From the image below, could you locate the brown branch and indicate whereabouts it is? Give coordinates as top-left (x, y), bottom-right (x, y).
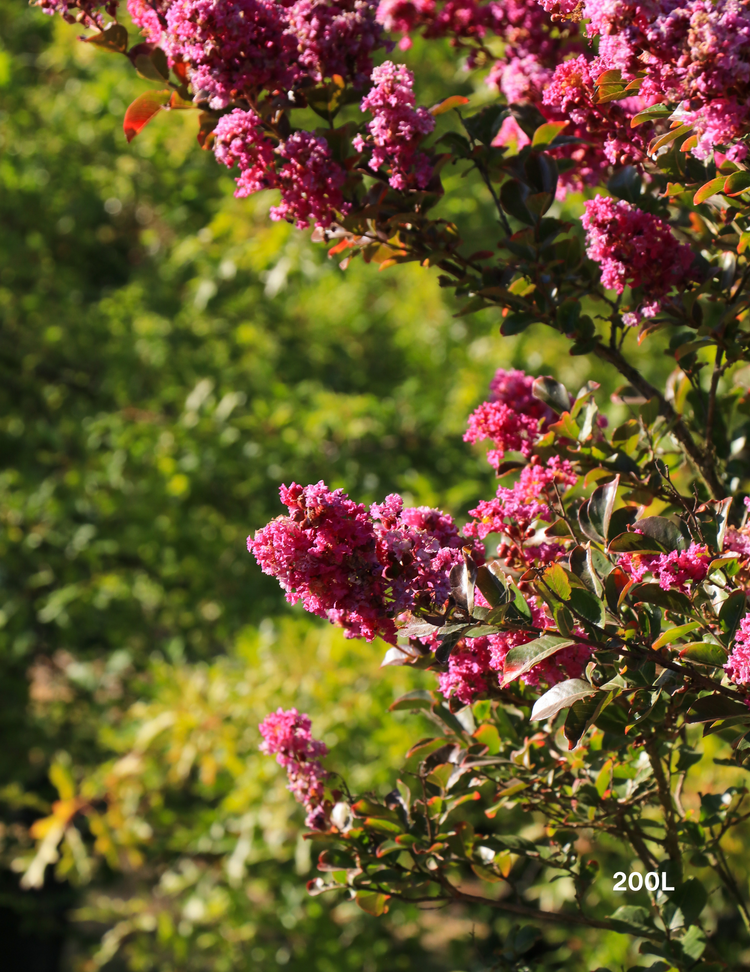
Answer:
top-left (593, 343), bottom-right (725, 500)
top-left (709, 846), bottom-right (750, 935)
top-left (644, 738), bottom-right (681, 864)
top-left (432, 872), bottom-right (661, 940)
top-left (705, 347), bottom-right (725, 454)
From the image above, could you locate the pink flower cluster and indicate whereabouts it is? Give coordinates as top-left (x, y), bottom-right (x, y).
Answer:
top-left (353, 61), bottom-right (435, 190)
top-left (560, 0), bottom-right (750, 161)
top-left (249, 481), bottom-right (479, 643)
top-left (290, 0), bottom-right (385, 88)
top-left (213, 109), bottom-right (276, 197)
top-left (464, 369), bottom-right (557, 470)
top-left (724, 499), bottom-right (750, 559)
top-left (160, 0), bottom-right (299, 107)
top-left (464, 459), bottom-right (577, 567)
top-left (271, 132), bottom-right (349, 229)
top-left (464, 400), bottom-right (543, 468)
top-left (213, 111), bottom-right (348, 228)
top-left (581, 197), bottom-right (695, 323)
top-left (726, 612), bottom-right (750, 687)
top-left (126, 0), bottom-right (384, 109)
top-left (618, 542), bottom-right (712, 592)
top-left (438, 601), bottom-right (590, 704)
top-left (259, 708), bottom-right (330, 829)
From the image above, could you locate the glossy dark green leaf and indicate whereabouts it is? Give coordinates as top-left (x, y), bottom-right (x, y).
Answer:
top-left (678, 642), bottom-right (728, 666)
top-left (531, 375), bottom-right (571, 414)
top-left (563, 692), bottom-right (612, 749)
top-left (686, 694), bottom-right (750, 724)
top-left (499, 180), bottom-right (534, 225)
top-left (587, 477), bottom-right (620, 543)
top-left (719, 589), bottom-right (747, 641)
top-left (475, 563), bottom-right (508, 607)
top-left (531, 678), bottom-right (597, 722)
top-left (568, 587), bottom-right (605, 626)
top-left (628, 583), bottom-right (692, 615)
top-left (607, 532), bottom-right (667, 554)
top-left (606, 506), bottom-right (638, 540)
top-left (502, 636), bottom-right (576, 685)
top-left (607, 166), bottom-right (641, 203)
top-left (633, 515), bottom-right (688, 552)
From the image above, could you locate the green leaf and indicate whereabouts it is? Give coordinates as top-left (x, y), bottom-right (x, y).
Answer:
top-left (475, 563), bottom-right (508, 607)
top-left (563, 692), bottom-right (612, 749)
top-left (472, 723), bottom-right (501, 754)
top-left (608, 905), bottom-right (654, 934)
top-left (500, 311), bottom-right (538, 336)
top-left (426, 762), bottom-right (454, 789)
top-left (531, 376), bottom-right (571, 414)
top-left (648, 123), bottom-right (693, 155)
top-left (669, 878), bottom-right (707, 926)
top-left (630, 104), bottom-right (672, 127)
top-left (693, 176), bottom-right (727, 205)
top-left (652, 622), bottom-right (701, 649)
top-left (463, 105), bottom-right (509, 146)
top-left (628, 583), bottom-right (693, 615)
top-left (720, 590), bottom-right (747, 641)
top-left (389, 690), bottom-right (434, 712)
top-left (499, 180), bottom-right (534, 225)
top-left (363, 816), bottom-right (402, 834)
top-left (355, 891), bottom-right (389, 916)
top-left (686, 695), bottom-right (750, 724)
top-left (678, 642), bottom-right (728, 666)
top-left (583, 477), bottom-right (620, 543)
top-left (531, 121), bottom-right (568, 148)
top-left (632, 516), bottom-right (687, 552)
top-left (502, 636), bottom-right (576, 685)
top-left (531, 679), bottom-right (598, 722)
top-left (568, 587), bottom-right (605, 626)
top-left (724, 170), bottom-right (750, 196)
top-left (681, 924), bottom-right (707, 961)
top-left (569, 545), bottom-right (604, 596)
top-left (607, 166), bottom-right (641, 203)
top-left (85, 21), bottom-right (129, 53)
top-left (542, 563), bottom-right (572, 601)
top-left (607, 532), bottom-right (667, 554)
top-left (352, 799), bottom-right (400, 821)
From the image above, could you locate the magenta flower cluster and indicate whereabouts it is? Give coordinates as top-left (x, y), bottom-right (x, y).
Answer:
top-left (464, 368), bottom-right (556, 469)
top-left (618, 542), bottom-right (712, 593)
top-left (258, 707), bottom-right (330, 829)
top-left (125, 0), bottom-right (384, 108)
top-left (438, 599), bottom-right (591, 704)
top-left (727, 613), bottom-right (750, 687)
top-left (213, 111), bottom-right (348, 228)
top-left (581, 197), bottom-right (695, 324)
top-left (465, 458), bottom-right (577, 544)
top-left (248, 481), bottom-right (479, 644)
top-left (579, 0), bottom-right (750, 162)
top-left (353, 61), bottom-right (435, 190)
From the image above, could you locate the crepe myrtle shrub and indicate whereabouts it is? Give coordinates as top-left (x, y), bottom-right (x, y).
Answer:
top-left (34, 0), bottom-right (750, 963)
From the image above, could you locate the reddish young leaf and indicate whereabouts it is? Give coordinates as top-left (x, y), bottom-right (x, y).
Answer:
top-left (123, 90), bottom-right (170, 143)
top-left (429, 95), bottom-right (470, 116)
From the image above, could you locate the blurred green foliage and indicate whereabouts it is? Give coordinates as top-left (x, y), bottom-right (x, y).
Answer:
top-left (0, 2), bottom-right (710, 970)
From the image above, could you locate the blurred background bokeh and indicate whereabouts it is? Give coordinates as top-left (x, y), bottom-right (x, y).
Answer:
top-left (0, 2), bottom-right (716, 970)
